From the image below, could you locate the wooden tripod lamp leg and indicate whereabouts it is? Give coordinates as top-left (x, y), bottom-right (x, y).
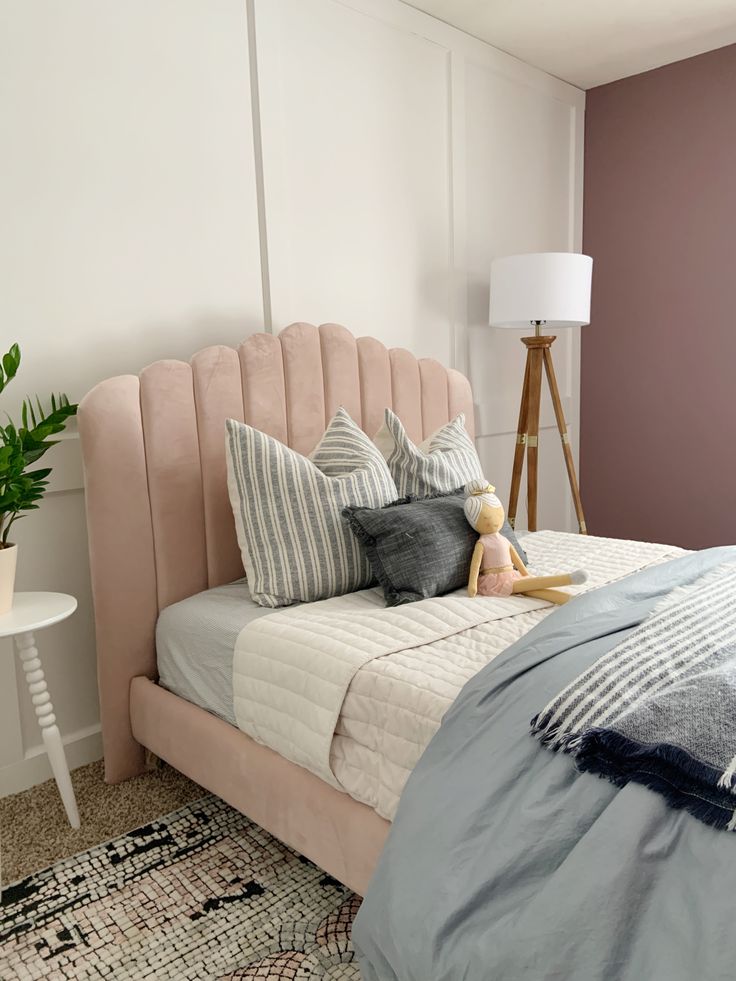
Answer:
top-left (507, 335), bottom-right (587, 536)
top-left (507, 354), bottom-right (531, 531)
top-left (542, 347), bottom-right (587, 534)
top-left (524, 347), bottom-right (544, 532)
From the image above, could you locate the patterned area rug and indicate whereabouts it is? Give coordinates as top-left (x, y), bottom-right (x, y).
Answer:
top-left (1, 795), bottom-right (362, 979)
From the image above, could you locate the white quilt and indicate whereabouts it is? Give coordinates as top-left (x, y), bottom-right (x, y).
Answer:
top-left (233, 531), bottom-right (684, 820)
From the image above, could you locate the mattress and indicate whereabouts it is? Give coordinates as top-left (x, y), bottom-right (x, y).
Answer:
top-left (158, 532), bottom-right (683, 821)
top-left (234, 531), bottom-right (684, 819)
top-left (156, 580), bottom-right (276, 724)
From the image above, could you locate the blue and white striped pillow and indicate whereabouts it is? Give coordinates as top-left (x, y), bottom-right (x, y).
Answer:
top-left (226, 408), bottom-right (398, 607)
top-left (376, 408), bottom-right (483, 497)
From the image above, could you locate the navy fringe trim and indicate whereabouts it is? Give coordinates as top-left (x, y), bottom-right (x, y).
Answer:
top-left (575, 728), bottom-right (736, 832)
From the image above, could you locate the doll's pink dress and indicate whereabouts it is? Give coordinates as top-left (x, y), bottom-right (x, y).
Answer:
top-left (476, 532), bottom-right (521, 597)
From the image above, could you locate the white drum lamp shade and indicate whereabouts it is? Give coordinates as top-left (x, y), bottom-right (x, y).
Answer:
top-left (489, 252), bottom-right (593, 328)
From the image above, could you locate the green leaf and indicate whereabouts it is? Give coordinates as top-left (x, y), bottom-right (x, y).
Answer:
top-left (0, 346), bottom-right (77, 528)
top-left (3, 352), bottom-right (18, 380)
top-left (22, 445), bottom-right (57, 466)
top-left (0, 344), bottom-right (20, 396)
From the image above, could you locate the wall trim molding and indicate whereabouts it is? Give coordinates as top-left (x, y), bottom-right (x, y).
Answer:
top-left (246, 0), bottom-right (273, 334)
top-left (0, 724), bottom-right (103, 799)
top-left (475, 394), bottom-right (574, 441)
top-left (46, 431), bottom-right (84, 495)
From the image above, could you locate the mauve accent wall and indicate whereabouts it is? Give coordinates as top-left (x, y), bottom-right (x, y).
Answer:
top-left (581, 43), bottom-right (736, 550)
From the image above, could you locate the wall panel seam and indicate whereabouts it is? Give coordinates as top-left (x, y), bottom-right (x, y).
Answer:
top-left (246, 0), bottom-right (273, 333)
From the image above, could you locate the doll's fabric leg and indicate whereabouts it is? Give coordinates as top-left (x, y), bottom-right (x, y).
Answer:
top-left (524, 588), bottom-right (570, 605)
top-left (512, 573), bottom-right (575, 593)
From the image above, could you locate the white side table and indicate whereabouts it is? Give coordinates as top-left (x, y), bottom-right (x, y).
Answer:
top-left (0, 592), bottom-right (80, 828)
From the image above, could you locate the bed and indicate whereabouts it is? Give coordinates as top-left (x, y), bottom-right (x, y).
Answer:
top-left (77, 322), bottom-right (680, 883)
top-left (81, 321), bottom-right (642, 891)
top-left (79, 323), bottom-right (736, 979)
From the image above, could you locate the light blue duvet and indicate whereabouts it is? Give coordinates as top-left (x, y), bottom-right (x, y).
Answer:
top-left (354, 547), bottom-right (736, 981)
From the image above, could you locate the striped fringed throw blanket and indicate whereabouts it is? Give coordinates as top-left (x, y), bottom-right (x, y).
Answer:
top-left (532, 561), bottom-right (736, 831)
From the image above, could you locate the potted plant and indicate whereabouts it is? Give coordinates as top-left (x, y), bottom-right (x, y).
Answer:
top-left (0, 343), bottom-right (78, 614)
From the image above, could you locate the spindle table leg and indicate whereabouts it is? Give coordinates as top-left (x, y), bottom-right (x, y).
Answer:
top-left (15, 630), bottom-right (80, 829)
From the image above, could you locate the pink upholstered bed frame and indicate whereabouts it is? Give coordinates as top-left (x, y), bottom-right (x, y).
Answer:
top-left (78, 322), bottom-right (474, 895)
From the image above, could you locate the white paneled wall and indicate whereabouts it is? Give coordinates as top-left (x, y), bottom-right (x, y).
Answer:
top-left (256, 0), bottom-right (454, 364)
top-left (1, 0), bottom-right (264, 408)
top-left (0, 0), bottom-right (263, 796)
top-left (0, 0), bottom-right (584, 795)
top-left (255, 0), bottom-right (584, 524)
top-left (461, 56), bottom-right (584, 526)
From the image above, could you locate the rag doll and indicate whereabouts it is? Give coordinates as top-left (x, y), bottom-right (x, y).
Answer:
top-left (464, 479), bottom-right (586, 605)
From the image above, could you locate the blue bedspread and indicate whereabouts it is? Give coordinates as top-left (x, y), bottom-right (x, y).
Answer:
top-left (354, 547), bottom-right (736, 981)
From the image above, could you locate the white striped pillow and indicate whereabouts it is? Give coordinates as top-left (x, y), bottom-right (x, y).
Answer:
top-left (226, 408), bottom-right (398, 607)
top-left (376, 408), bottom-right (483, 497)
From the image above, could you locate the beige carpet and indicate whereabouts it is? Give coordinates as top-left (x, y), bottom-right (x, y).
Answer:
top-left (0, 758), bottom-right (204, 883)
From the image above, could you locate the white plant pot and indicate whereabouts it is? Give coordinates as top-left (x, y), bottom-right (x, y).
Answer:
top-left (0, 543), bottom-right (18, 615)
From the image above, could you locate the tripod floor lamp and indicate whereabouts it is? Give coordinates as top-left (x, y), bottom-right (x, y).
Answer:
top-left (489, 252), bottom-right (593, 535)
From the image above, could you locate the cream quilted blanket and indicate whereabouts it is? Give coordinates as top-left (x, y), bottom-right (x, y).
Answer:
top-left (233, 531), bottom-right (684, 820)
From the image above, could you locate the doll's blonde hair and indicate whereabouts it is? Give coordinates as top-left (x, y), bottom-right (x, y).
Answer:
top-left (463, 478), bottom-right (503, 530)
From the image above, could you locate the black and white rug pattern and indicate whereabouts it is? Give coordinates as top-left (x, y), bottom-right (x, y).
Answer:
top-left (1, 795), bottom-right (361, 979)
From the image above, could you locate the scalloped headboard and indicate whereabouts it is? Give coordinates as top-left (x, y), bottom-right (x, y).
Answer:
top-left (78, 322), bottom-right (475, 781)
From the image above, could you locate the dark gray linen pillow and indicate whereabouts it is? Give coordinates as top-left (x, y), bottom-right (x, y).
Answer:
top-left (343, 491), bottom-right (528, 606)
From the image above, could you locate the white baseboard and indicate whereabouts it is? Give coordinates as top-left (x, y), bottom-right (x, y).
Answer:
top-left (0, 723), bottom-right (103, 798)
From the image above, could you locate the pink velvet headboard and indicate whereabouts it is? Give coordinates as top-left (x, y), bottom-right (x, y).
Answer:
top-left (78, 322), bottom-right (475, 782)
